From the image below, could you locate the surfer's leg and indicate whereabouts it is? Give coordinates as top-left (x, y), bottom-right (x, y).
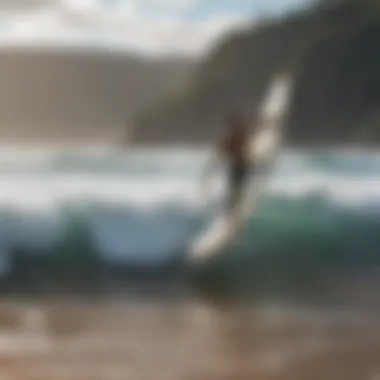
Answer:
top-left (226, 161), bottom-right (247, 211)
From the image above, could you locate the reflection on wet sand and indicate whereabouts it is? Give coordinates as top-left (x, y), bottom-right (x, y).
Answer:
top-left (0, 299), bottom-right (379, 380)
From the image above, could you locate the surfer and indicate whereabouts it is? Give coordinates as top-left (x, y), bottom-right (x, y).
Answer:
top-left (203, 112), bottom-right (255, 211)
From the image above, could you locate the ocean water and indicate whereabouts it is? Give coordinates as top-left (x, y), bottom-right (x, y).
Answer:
top-left (1, 145), bottom-right (380, 298)
top-left (1, 146), bottom-right (380, 380)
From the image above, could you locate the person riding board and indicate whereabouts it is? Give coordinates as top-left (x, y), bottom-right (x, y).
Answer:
top-left (202, 111), bottom-right (257, 211)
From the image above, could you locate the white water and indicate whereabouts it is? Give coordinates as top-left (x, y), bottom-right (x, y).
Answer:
top-left (1, 146), bottom-right (380, 267)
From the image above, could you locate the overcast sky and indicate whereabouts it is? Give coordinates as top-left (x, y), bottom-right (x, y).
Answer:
top-left (0, 0), bottom-right (309, 56)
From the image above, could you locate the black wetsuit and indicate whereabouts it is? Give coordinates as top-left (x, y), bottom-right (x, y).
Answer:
top-left (228, 157), bottom-right (248, 193)
top-left (220, 131), bottom-right (249, 209)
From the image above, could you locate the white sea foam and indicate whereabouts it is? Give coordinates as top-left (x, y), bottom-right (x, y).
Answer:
top-left (0, 146), bottom-right (379, 263)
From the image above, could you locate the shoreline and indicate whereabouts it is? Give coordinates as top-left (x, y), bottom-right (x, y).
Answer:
top-left (0, 298), bottom-right (379, 379)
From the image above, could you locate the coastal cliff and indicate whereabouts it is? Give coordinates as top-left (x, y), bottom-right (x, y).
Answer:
top-left (132, 0), bottom-right (380, 146)
top-left (0, 47), bottom-right (193, 142)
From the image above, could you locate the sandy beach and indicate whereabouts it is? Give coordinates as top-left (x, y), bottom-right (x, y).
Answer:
top-left (0, 299), bottom-right (378, 380)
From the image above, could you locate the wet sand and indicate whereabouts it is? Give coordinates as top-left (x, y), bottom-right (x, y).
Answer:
top-left (0, 299), bottom-right (379, 380)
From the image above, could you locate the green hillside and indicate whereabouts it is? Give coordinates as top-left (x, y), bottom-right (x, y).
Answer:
top-left (132, 0), bottom-right (380, 146)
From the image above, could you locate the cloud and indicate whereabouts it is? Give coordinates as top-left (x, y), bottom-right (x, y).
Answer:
top-left (148, 0), bottom-right (197, 13)
top-left (0, 4), bottom-right (84, 45)
top-left (0, 0), bottom-right (56, 11)
top-left (138, 13), bottom-right (250, 56)
top-left (0, 0), bottom-right (251, 56)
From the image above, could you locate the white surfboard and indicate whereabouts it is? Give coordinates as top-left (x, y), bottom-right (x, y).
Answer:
top-left (188, 74), bottom-right (293, 263)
